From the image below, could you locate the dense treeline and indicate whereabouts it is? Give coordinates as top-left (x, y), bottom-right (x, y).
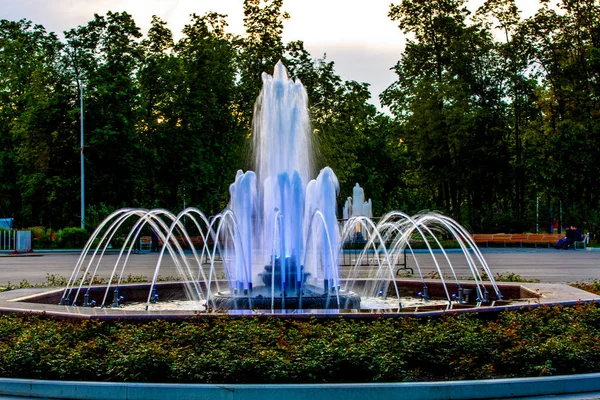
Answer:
top-left (381, 0), bottom-right (600, 233)
top-left (0, 0), bottom-right (599, 234)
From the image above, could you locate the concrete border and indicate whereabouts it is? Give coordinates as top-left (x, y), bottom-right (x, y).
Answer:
top-left (1, 373), bottom-right (600, 400)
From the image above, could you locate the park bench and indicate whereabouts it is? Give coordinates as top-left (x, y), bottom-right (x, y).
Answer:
top-left (471, 234), bottom-right (493, 246)
top-left (471, 233), bottom-right (588, 249)
top-left (489, 234), bottom-right (512, 245)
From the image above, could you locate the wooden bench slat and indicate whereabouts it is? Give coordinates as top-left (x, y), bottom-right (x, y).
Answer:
top-left (510, 234), bottom-right (529, 240)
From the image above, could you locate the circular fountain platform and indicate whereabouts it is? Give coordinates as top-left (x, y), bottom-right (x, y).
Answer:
top-left (1, 279), bottom-right (593, 321)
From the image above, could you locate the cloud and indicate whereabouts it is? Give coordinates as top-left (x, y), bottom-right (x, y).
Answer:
top-left (304, 43), bottom-right (401, 110)
top-left (1, 0), bottom-right (123, 35)
top-left (0, 0), bottom-right (244, 38)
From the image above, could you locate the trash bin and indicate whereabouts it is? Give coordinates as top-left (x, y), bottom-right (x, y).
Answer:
top-left (14, 230), bottom-right (32, 253)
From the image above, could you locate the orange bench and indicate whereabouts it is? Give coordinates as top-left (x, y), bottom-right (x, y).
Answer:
top-left (472, 233), bottom-right (567, 248)
top-left (489, 234), bottom-right (512, 245)
top-left (471, 234), bottom-right (493, 246)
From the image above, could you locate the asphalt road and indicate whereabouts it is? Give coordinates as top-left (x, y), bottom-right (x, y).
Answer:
top-left (0, 247), bottom-right (599, 286)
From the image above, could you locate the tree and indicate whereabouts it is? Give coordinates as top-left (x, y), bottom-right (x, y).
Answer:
top-left (0, 19), bottom-right (78, 227)
top-left (64, 12), bottom-right (144, 218)
top-left (521, 0), bottom-right (600, 231)
top-left (174, 13), bottom-right (243, 213)
top-left (476, 0), bottom-right (540, 227)
top-left (236, 0), bottom-right (290, 132)
top-left (137, 15), bottom-right (179, 208)
top-left (383, 0), bottom-right (523, 230)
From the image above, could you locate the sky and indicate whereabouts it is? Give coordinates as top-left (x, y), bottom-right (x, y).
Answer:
top-left (0, 0), bottom-right (544, 110)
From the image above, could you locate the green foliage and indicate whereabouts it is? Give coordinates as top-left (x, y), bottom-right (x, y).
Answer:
top-left (571, 279), bottom-right (600, 296)
top-left (0, 19), bottom-right (78, 228)
top-left (0, 273), bottom-right (179, 293)
top-left (57, 227), bottom-right (89, 248)
top-left (1, 0), bottom-right (600, 235)
top-left (475, 268), bottom-right (540, 283)
top-left (1, 305), bottom-right (600, 382)
top-left (382, 0), bottom-right (516, 228)
top-left (381, 0), bottom-right (600, 232)
top-left (25, 226), bottom-right (89, 249)
top-left (493, 271), bottom-right (540, 283)
top-left (0, 273), bottom-right (68, 292)
top-left (236, 0), bottom-right (289, 131)
top-left (29, 226), bottom-right (56, 248)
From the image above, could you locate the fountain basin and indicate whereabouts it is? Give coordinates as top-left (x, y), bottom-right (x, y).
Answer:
top-left (0, 279), bottom-right (565, 321)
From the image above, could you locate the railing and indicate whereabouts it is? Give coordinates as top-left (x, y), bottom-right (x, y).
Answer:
top-left (0, 229), bottom-right (14, 251)
top-left (340, 241), bottom-right (413, 275)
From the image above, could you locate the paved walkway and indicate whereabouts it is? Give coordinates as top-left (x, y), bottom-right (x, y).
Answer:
top-left (464, 247), bottom-right (600, 283)
top-left (0, 247), bottom-right (598, 286)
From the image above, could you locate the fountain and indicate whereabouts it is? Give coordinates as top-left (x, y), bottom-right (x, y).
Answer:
top-left (211, 62), bottom-right (354, 309)
top-left (343, 183), bottom-right (372, 221)
top-left (1, 59), bottom-right (596, 400)
top-left (343, 183), bottom-right (372, 242)
top-left (55, 62), bottom-right (505, 314)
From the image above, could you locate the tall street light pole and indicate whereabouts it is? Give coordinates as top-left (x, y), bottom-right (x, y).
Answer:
top-left (536, 196), bottom-right (539, 234)
top-left (79, 80), bottom-right (85, 230)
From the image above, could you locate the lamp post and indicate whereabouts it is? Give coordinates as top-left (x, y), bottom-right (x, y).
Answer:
top-left (559, 200), bottom-right (563, 234)
top-left (79, 80), bottom-right (85, 230)
top-left (536, 196), bottom-right (539, 234)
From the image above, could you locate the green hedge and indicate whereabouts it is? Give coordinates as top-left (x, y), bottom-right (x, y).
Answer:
top-left (28, 227), bottom-right (89, 249)
top-left (1, 304), bottom-right (600, 383)
top-left (56, 227), bottom-right (89, 248)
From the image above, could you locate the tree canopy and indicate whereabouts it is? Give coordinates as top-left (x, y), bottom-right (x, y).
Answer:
top-left (0, 0), bottom-right (599, 234)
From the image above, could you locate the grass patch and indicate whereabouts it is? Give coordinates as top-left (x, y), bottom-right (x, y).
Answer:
top-left (426, 270), bottom-right (541, 283)
top-left (492, 271), bottom-right (540, 283)
top-left (0, 273), bottom-right (179, 293)
top-left (571, 279), bottom-right (600, 295)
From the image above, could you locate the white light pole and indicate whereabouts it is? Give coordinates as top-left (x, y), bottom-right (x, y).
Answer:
top-left (559, 200), bottom-right (563, 234)
top-left (536, 196), bottom-right (539, 234)
top-left (79, 80), bottom-right (85, 230)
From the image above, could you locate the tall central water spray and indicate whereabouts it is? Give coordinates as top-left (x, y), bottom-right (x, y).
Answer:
top-left (225, 62), bottom-right (341, 303)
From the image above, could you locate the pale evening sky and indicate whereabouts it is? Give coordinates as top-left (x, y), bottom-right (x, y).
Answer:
top-left (0, 0), bottom-right (543, 109)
